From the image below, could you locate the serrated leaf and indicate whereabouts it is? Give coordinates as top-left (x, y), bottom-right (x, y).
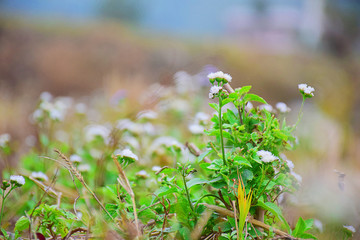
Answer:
top-left (226, 109), bottom-right (238, 125)
top-left (237, 85), bottom-right (252, 95)
top-left (209, 103), bottom-right (219, 112)
top-left (187, 178), bottom-right (209, 189)
top-left (197, 149), bottom-right (212, 162)
top-left (244, 94), bottom-right (267, 104)
top-left (154, 186), bottom-right (178, 197)
top-left (233, 156), bottom-right (252, 167)
top-left (222, 98), bottom-right (234, 106)
top-left (14, 216), bottom-right (30, 232)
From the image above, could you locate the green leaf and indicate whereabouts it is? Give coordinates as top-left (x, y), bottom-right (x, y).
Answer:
top-left (197, 149), bottom-right (212, 162)
top-left (222, 98), bottom-right (234, 106)
top-left (233, 156), bottom-right (252, 167)
top-left (293, 217), bottom-right (306, 236)
top-left (228, 92), bottom-right (238, 99)
top-left (257, 201), bottom-right (290, 232)
top-left (209, 103), bottom-right (219, 112)
top-left (154, 186), bottom-right (178, 197)
top-left (186, 178), bottom-right (209, 189)
top-left (297, 233), bottom-right (317, 239)
top-left (39, 134), bottom-right (49, 147)
top-left (243, 94), bottom-right (267, 104)
top-left (105, 204), bottom-right (119, 220)
top-left (226, 109), bottom-right (238, 125)
top-left (14, 216), bottom-right (30, 232)
top-left (237, 85), bottom-right (252, 95)
top-left (241, 169), bottom-right (254, 182)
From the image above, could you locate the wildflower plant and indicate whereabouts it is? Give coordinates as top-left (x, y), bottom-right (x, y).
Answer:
top-left (1, 69), bottom-right (322, 239)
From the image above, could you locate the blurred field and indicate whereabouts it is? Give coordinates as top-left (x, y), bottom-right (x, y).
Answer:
top-left (0, 15), bottom-right (360, 239)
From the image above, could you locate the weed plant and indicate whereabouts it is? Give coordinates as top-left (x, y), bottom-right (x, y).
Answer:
top-left (0, 70), bottom-right (354, 239)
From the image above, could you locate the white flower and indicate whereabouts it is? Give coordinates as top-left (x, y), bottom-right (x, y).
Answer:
top-left (40, 92), bottom-right (53, 102)
top-left (210, 86), bottom-right (222, 94)
top-left (207, 71), bottom-right (232, 82)
top-left (209, 93), bottom-right (214, 99)
top-left (313, 219), bottom-right (323, 233)
top-left (10, 175), bottom-right (25, 186)
top-left (32, 109), bottom-right (44, 121)
top-left (257, 150), bottom-right (278, 163)
top-left (195, 112), bottom-right (209, 123)
top-left (115, 149), bottom-right (138, 161)
top-left (75, 103), bottom-right (87, 114)
top-left (148, 136), bottom-right (183, 153)
top-left (188, 124), bottom-right (205, 134)
top-left (84, 124), bottom-right (110, 143)
top-left (291, 171), bottom-right (302, 183)
top-left (343, 225), bottom-right (356, 233)
top-left (223, 73), bottom-right (232, 83)
top-left (78, 164), bottom-right (91, 172)
top-left (276, 102), bottom-right (291, 113)
top-left (245, 102), bottom-right (253, 112)
top-left (136, 170), bottom-right (150, 178)
top-left (207, 72), bottom-right (217, 79)
top-left (49, 108), bottom-right (64, 121)
top-left (137, 110), bottom-right (158, 121)
top-left (152, 166), bottom-right (161, 172)
top-left (298, 84), bottom-right (307, 91)
top-left (31, 172), bottom-right (49, 182)
top-left (70, 154), bottom-right (82, 163)
top-left (0, 133), bottom-right (10, 147)
top-left (286, 159), bottom-right (294, 170)
top-left (259, 104), bottom-right (273, 112)
top-left (298, 83), bottom-right (315, 97)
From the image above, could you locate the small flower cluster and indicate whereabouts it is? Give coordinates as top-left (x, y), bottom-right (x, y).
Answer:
top-left (207, 71), bottom-right (232, 99)
top-left (0, 133), bottom-right (10, 148)
top-left (207, 71), bottom-right (232, 84)
top-left (33, 92), bottom-right (73, 122)
top-left (276, 102), bottom-right (291, 113)
top-left (115, 148), bottom-right (139, 167)
top-left (257, 150), bottom-right (278, 163)
top-left (8, 175), bottom-right (25, 187)
top-left (31, 172), bottom-right (48, 182)
top-left (188, 112), bottom-right (210, 135)
top-left (298, 83), bottom-right (315, 98)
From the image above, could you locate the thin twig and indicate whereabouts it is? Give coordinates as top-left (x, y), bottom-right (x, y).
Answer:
top-left (201, 203), bottom-right (293, 239)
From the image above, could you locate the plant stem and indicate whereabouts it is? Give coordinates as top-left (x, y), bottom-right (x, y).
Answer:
top-left (293, 96), bottom-right (305, 131)
top-left (218, 95), bottom-right (227, 166)
top-left (182, 169), bottom-right (194, 213)
top-left (0, 186), bottom-right (14, 226)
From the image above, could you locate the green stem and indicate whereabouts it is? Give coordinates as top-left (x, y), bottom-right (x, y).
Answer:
top-left (182, 170), bottom-right (194, 213)
top-left (292, 96), bottom-right (306, 131)
top-left (218, 95), bottom-right (227, 167)
top-left (0, 186), bottom-right (15, 226)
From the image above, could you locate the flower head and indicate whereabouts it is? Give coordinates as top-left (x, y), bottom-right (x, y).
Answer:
top-left (136, 170), bottom-right (150, 179)
top-left (257, 150), bottom-right (278, 163)
top-left (70, 154), bottom-right (82, 163)
top-left (276, 102), bottom-right (291, 113)
top-left (78, 164), bottom-right (91, 172)
top-left (207, 71), bottom-right (232, 83)
top-left (0, 133), bottom-right (10, 148)
top-left (343, 225), bottom-right (356, 233)
top-left (31, 172), bottom-right (49, 182)
top-left (10, 175), bottom-right (25, 186)
top-left (209, 86), bottom-right (222, 99)
top-left (298, 83), bottom-right (315, 98)
top-left (115, 148), bottom-right (138, 167)
top-left (259, 104), bottom-right (273, 113)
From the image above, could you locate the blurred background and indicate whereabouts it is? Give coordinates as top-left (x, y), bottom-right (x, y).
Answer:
top-left (0, 0), bottom-right (360, 238)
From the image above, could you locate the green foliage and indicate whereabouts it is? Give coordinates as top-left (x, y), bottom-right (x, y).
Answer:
top-left (0, 70), bottom-right (320, 239)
